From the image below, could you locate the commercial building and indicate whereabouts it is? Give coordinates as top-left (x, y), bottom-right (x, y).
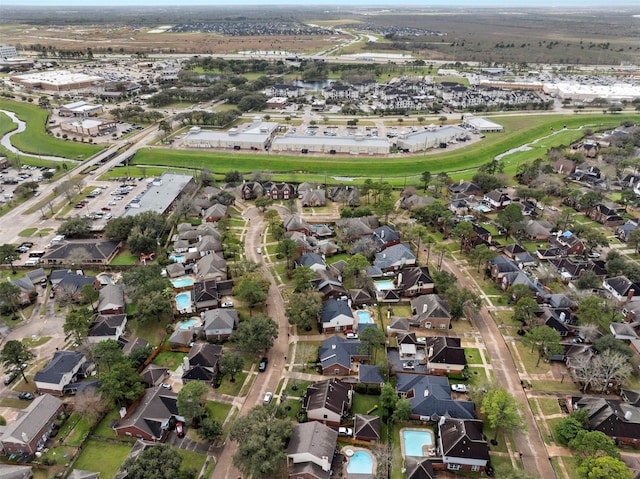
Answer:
top-left (0, 45), bottom-right (17, 59)
top-left (60, 118), bottom-right (116, 137)
top-left (9, 71), bottom-right (105, 92)
top-left (271, 134), bottom-right (390, 155)
top-left (122, 172), bottom-right (195, 218)
top-left (396, 125), bottom-right (468, 152)
top-left (542, 81), bottom-right (640, 102)
top-left (59, 101), bottom-right (104, 117)
top-left (462, 115), bottom-right (504, 133)
top-left (182, 121), bottom-right (279, 151)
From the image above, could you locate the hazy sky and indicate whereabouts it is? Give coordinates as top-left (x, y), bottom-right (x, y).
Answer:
top-left (6, 0), bottom-right (640, 6)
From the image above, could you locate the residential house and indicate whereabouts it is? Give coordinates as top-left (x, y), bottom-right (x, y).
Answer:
top-left (284, 215), bottom-right (312, 235)
top-left (387, 316), bottom-right (410, 336)
top-left (550, 231), bottom-right (585, 255)
top-left (603, 276), bottom-right (640, 302)
top-left (86, 314), bottom-right (127, 343)
top-left (449, 181), bottom-right (483, 198)
top-left (488, 255), bottom-right (520, 281)
top-left (395, 374), bottom-right (475, 420)
top-left (610, 322), bottom-right (639, 342)
top-left (182, 343), bottom-right (222, 384)
top-left (349, 288), bottom-right (372, 306)
top-left (448, 199), bottom-right (471, 216)
top-left (320, 299), bottom-right (354, 333)
top-left (550, 257), bottom-right (607, 282)
top-left (553, 158), bottom-right (576, 174)
top-left (502, 243), bottom-right (528, 259)
top-left (286, 421), bottom-right (337, 479)
top-left (483, 190), bottom-right (511, 210)
top-left (617, 220), bottom-right (640, 242)
top-left (295, 253), bottom-right (327, 272)
top-left (622, 297), bottom-right (640, 322)
top-left (0, 394), bottom-right (64, 456)
top-left (404, 457), bottom-right (436, 479)
top-left (438, 417), bottom-right (490, 473)
top-left (8, 277), bottom-right (34, 305)
top-left (34, 351), bottom-right (88, 396)
top-left (353, 414), bottom-right (381, 443)
top-left (98, 284), bottom-right (125, 315)
top-left (264, 182), bottom-right (296, 201)
top-left (318, 335), bottom-right (368, 375)
top-left (303, 379), bottom-right (352, 427)
top-left (122, 337), bottom-right (149, 356)
top-left (53, 272), bottom-right (98, 302)
top-left (372, 225), bottom-right (401, 251)
top-left (301, 189), bottom-right (326, 207)
top-left (336, 217), bottom-right (376, 240)
top-left (374, 243), bottom-right (416, 272)
top-left (500, 271), bottom-right (545, 296)
top-left (568, 396), bottom-right (640, 447)
top-left (194, 253), bottom-right (227, 282)
top-left (202, 203), bottom-right (227, 223)
top-left (313, 270), bottom-right (346, 302)
top-left (424, 337), bottom-right (467, 376)
top-left (358, 365), bottom-right (385, 389)
top-left (589, 203), bottom-right (625, 227)
top-left (523, 220), bottom-right (553, 241)
top-left (201, 309), bottom-right (239, 341)
top-left (192, 280), bottom-right (219, 312)
top-left (410, 295), bottom-right (451, 330)
top-left (42, 239), bottom-right (121, 265)
top-left (535, 307), bottom-right (572, 337)
top-left (240, 182), bottom-right (264, 200)
top-left (330, 186), bottom-right (360, 207)
top-left (401, 193), bottom-right (436, 211)
top-left (140, 364), bottom-right (169, 388)
top-left (397, 266), bottom-right (434, 297)
top-left (25, 268), bottom-right (46, 286)
top-left (0, 466), bottom-right (33, 479)
top-left (114, 387), bottom-right (181, 441)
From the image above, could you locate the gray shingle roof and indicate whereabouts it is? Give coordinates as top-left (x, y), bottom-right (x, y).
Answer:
top-left (0, 394), bottom-right (63, 446)
top-left (396, 374), bottom-right (474, 419)
top-left (34, 351), bottom-right (85, 385)
top-left (287, 421), bottom-right (337, 459)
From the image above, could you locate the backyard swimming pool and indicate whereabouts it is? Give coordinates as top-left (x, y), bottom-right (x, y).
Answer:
top-left (175, 292), bottom-right (192, 311)
top-left (357, 310), bottom-right (373, 324)
top-left (178, 317), bottom-right (201, 330)
top-left (171, 277), bottom-right (194, 289)
top-left (169, 254), bottom-right (185, 263)
top-left (346, 450), bottom-right (374, 475)
top-left (374, 280), bottom-right (394, 291)
top-left (402, 429), bottom-right (435, 457)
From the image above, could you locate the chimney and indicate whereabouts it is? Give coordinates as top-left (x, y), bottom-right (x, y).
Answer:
top-left (625, 410), bottom-right (633, 421)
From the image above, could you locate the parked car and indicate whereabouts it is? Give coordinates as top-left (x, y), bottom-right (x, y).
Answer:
top-left (338, 427), bottom-right (353, 437)
top-left (18, 392), bottom-right (34, 400)
top-left (160, 383), bottom-right (172, 390)
top-left (258, 357), bottom-right (268, 372)
top-left (221, 301), bottom-right (234, 308)
top-left (256, 247), bottom-right (262, 254)
top-left (263, 392), bottom-right (273, 404)
top-left (175, 421), bottom-right (185, 438)
top-left (346, 332), bottom-right (358, 340)
top-left (4, 371), bottom-right (18, 385)
top-left (451, 384), bottom-right (468, 393)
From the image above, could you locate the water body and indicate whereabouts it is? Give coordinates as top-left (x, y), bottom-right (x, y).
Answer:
top-left (294, 80), bottom-right (334, 90)
top-left (0, 109), bottom-right (77, 162)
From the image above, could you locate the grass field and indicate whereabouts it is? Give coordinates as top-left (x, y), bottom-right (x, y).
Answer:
top-left (0, 99), bottom-right (103, 160)
top-left (128, 113), bottom-right (635, 184)
top-left (73, 440), bottom-right (131, 478)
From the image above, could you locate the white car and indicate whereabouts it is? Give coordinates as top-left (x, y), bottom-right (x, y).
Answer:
top-left (338, 427), bottom-right (353, 437)
top-left (221, 301), bottom-right (234, 308)
top-left (256, 247), bottom-right (262, 254)
top-left (263, 392), bottom-right (273, 404)
top-left (346, 332), bottom-right (358, 339)
top-left (451, 384), bottom-right (468, 393)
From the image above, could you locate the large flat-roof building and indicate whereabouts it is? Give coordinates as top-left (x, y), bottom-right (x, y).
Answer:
top-left (59, 101), bottom-right (104, 117)
top-left (10, 71), bottom-right (105, 92)
top-left (182, 121), bottom-right (279, 151)
top-left (462, 115), bottom-right (504, 133)
top-left (271, 134), bottom-right (390, 155)
top-left (122, 172), bottom-right (195, 218)
top-left (396, 125), bottom-right (468, 152)
top-left (542, 81), bottom-right (640, 102)
top-left (60, 118), bottom-right (116, 137)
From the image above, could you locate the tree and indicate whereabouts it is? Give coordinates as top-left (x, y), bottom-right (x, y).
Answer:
top-left (593, 335), bottom-right (633, 358)
top-left (198, 417), bottom-right (223, 443)
top-left (468, 244), bottom-right (496, 272)
top-left (480, 388), bottom-right (525, 441)
top-left (63, 308), bottom-right (94, 343)
top-left (576, 270), bottom-right (601, 290)
top-left (512, 296), bottom-right (539, 328)
top-left (255, 196), bottom-right (273, 212)
top-left (0, 244), bottom-right (18, 274)
top-left (522, 325), bottom-right (563, 367)
top-left (444, 286), bottom-right (480, 321)
top-left (577, 296), bottom-right (606, 326)
top-left (219, 352), bottom-right (244, 382)
top-left (554, 416), bottom-right (586, 445)
top-left (507, 284), bottom-right (533, 303)
top-left (392, 398), bottom-right (413, 422)
top-left (421, 171), bottom-right (431, 192)
top-left (451, 221), bottom-right (473, 253)
top-left (0, 340), bottom-right (34, 383)
top-left (569, 430), bottom-right (619, 460)
top-left (135, 291), bottom-right (173, 323)
top-left (0, 282), bottom-right (21, 316)
top-left (496, 203), bottom-right (524, 238)
top-left (276, 238), bottom-right (297, 271)
top-left (158, 119), bottom-right (172, 140)
top-left (74, 387), bottom-right (108, 421)
top-left (292, 266), bottom-right (315, 292)
top-left (629, 228), bottom-right (640, 254)
top-left (177, 381), bottom-right (208, 425)
top-left (577, 456), bottom-right (633, 479)
top-left (98, 361), bottom-right (144, 406)
top-left (124, 445), bottom-right (195, 479)
top-left (232, 314), bottom-right (278, 352)
top-left (58, 217), bottom-right (90, 238)
top-left (358, 326), bottom-right (386, 362)
top-left (380, 382), bottom-right (398, 421)
top-left (230, 406), bottom-right (293, 479)
top-left (582, 228), bottom-right (609, 253)
top-left (285, 290), bottom-right (322, 331)
top-left (80, 283), bottom-right (99, 313)
top-left (234, 278), bottom-right (267, 315)
top-left (129, 344), bottom-right (154, 370)
top-left (92, 339), bottom-right (126, 373)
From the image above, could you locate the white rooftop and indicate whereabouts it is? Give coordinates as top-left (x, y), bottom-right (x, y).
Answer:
top-left (11, 70), bottom-right (104, 86)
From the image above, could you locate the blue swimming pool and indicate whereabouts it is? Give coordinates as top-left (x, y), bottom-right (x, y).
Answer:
top-left (171, 277), bottom-right (194, 288)
top-left (347, 450), bottom-right (374, 475)
top-left (169, 254), bottom-right (185, 263)
top-left (175, 292), bottom-right (191, 311)
top-left (178, 318), bottom-right (199, 330)
top-left (375, 280), bottom-right (394, 291)
top-left (357, 310), bottom-right (373, 324)
top-left (402, 429), bottom-right (435, 457)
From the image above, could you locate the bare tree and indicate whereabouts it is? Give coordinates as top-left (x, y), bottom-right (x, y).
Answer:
top-left (295, 342), bottom-right (318, 371)
top-left (74, 387), bottom-right (108, 421)
top-left (569, 354), bottom-right (600, 393)
top-left (596, 349), bottom-right (633, 393)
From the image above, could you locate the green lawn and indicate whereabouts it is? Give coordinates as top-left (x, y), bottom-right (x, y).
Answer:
top-left (557, 456), bottom-right (580, 479)
top-left (72, 440), bottom-right (131, 478)
top-left (177, 449), bottom-right (207, 475)
top-left (531, 379), bottom-right (580, 394)
top-left (92, 409), bottom-right (120, 439)
top-left (282, 379), bottom-right (312, 398)
top-left (537, 397), bottom-right (562, 416)
top-left (465, 347), bottom-right (484, 365)
top-left (205, 401), bottom-right (233, 425)
top-left (513, 341), bottom-right (552, 375)
top-left (0, 99), bottom-right (103, 160)
top-left (352, 392), bottom-right (381, 416)
top-left (64, 414), bottom-right (94, 447)
top-left (110, 249), bottom-right (138, 265)
top-left (152, 351), bottom-right (187, 370)
top-left (18, 228), bottom-right (38, 237)
top-left (215, 371), bottom-right (247, 396)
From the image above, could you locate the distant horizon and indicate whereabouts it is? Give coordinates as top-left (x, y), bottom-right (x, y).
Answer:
top-left (4, 0), bottom-right (640, 7)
